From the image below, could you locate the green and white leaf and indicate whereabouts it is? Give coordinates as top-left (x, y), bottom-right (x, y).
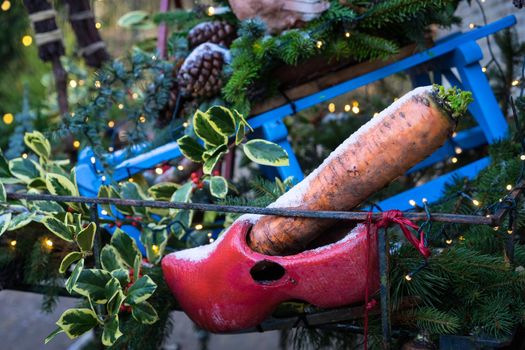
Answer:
top-left (59, 252), bottom-right (83, 274)
top-left (101, 245), bottom-right (126, 272)
top-left (73, 269), bottom-right (113, 304)
top-left (105, 277), bottom-right (122, 305)
top-left (125, 275), bottom-right (157, 305)
top-left (243, 139), bottom-right (289, 166)
top-left (27, 177), bottom-right (48, 190)
top-left (117, 10), bottom-right (149, 27)
top-left (45, 173), bottom-right (79, 196)
top-left (0, 181), bottom-right (5, 202)
top-left (8, 212), bottom-right (35, 231)
top-left (76, 222), bottom-right (96, 252)
top-left (110, 268), bottom-right (130, 288)
top-left (0, 150), bottom-right (12, 178)
top-left (0, 213), bottom-right (12, 237)
top-left (120, 182), bottom-right (147, 215)
top-left (131, 301), bottom-right (159, 325)
top-left (209, 176), bottom-right (228, 198)
top-left (42, 216), bottom-right (74, 242)
top-left (233, 110), bottom-right (252, 131)
top-left (9, 158), bottom-right (41, 183)
top-left (206, 106), bottom-right (236, 136)
top-left (102, 315), bottom-right (123, 346)
top-left (107, 288), bottom-right (125, 316)
top-left (148, 182), bottom-right (179, 200)
top-left (55, 308), bottom-right (99, 340)
top-left (24, 131), bottom-right (51, 159)
top-left (30, 200), bottom-right (64, 213)
top-left (169, 182), bottom-right (193, 216)
top-left (193, 110), bottom-right (228, 146)
top-left (203, 144), bottom-right (228, 175)
top-left (110, 228), bottom-right (142, 268)
top-left (65, 258), bottom-right (84, 293)
top-left (178, 135), bottom-right (205, 162)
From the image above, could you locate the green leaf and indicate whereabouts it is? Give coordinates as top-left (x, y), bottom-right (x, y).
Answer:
top-left (73, 269), bottom-right (113, 304)
top-left (235, 124), bottom-right (246, 145)
top-left (148, 182), bottom-right (179, 200)
top-left (105, 277), bottom-right (122, 303)
top-left (243, 139), bottom-right (289, 166)
top-left (141, 228), bottom-right (168, 265)
top-left (120, 182), bottom-right (147, 215)
top-left (55, 308), bottom-right (99, 340)
top-left (9, 158), bottom-right (40, 183)
top-left (110, 228), bottom-right (141, 268)
top-left (131, 301), bottom-right (159, 325)
top-left (171, 209), bottom-right (193, 239)
top-left (209, 176), bottom-right (228, 198)
top-left (233, 110), bottom-right (252, 131)
top-left (77, 222), bottom-right (96, 252)
top-left (193, 110), bottom-right (228, 146)
top-left (101, 245), bottom-right (126, 272)
top-left (177, 135), bottom-right (205, 162)
top-left (0, 150), bottom-right (12, 178)
top-left (111, 268), bottom-right (130, 288)
top-left (59, 251), bottom-right (83, 274)
top-left (102, 315), bottom-right (123, 346)
top-left (45, 327), bottom-right (64, 344)
top-left (203, 144), bottom-right (228, 175)
top-left (45, 173), bottom-right (79, 196)
top-left (7, 211), bottom-right (34, 231)
top-left (169, 182), bottom-right (193, 217)
top-left (107, 288), bottom-right (125, 316)
top-left (0, 213), bottom-right (12, 237)
top-left (118, 10), bottom-right (149, 27)
top-left (24, 131), bottom-right (51, 159)
top-left (42, 216), bottom-right (74, 242)
top-left (30, 200), bottom-right (64, 213)
top-left (0, 182), bottom-right (5, 202)
top-left (125, 275), bottom-right (157, 305)
top-left (206, 106), bottom-right (236, 136)
top-left (27, 177), bottom-right (48, 190)
top-left (133, 255), bottom-right (141, 282)
top-left (65, 259), bottom-right (84, 293)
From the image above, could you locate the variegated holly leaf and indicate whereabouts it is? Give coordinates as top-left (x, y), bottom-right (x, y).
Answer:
top-left (73, 269), bottom-right (113, 304)
top-left (209, 176), bottom-right (228, 198)
top-left (203, 144), bottom-right (228, 175)
top-left (141, 227), bottom-right (167, 265)
top-left (8, 212), bottom-right (35, 231)
top-left (171, 209), bottom-right (194, 239)
top-left (24, 131), bottom-right (51, 160)
top-left (101, 245), bottom-right (126, 272)
top-left (193, 110), bottom-right (228, 146)
top-left (125, 275), bottom-right (157, 305)
top-left (107, 287), bottom-right (125, 316)
top-left (59, 252), bottom-right (83, 274)
top-left (9, 158), bottom-right (41, 183)
top-left (110, 228), bottom-right (141, 268)
top-left (177, 135), bottom-right (205, 163)
top-left (110, 268), bottom-right (130, 288)
top-left (27, 177), bottom-right (47, 190)
top-left (148, 182), bottom-right (179, 200)
top-left (30, 200), bottom-right (64, 213)
top-left (233, 109), bottom-right (252, 131)
top-left (0, 213), bottom-right (12, 237)
top-left (99, 185), bottom-right (133, 216)
top-left (120, 182), bottom-right (147, 215)
top-left (102, 315), bottom-right (123, 346)
top-left (51, 308), bottom-right (99, 341)
top-left (46, 173), bottom-right (79, 196)
top-left (169, 182), bottom-right (193, 217)
top-left (206, 106), bottom-right (236, 136)
top-left (0, 150), bottom-right (12, 179)
top-left (65, 259), bottom-right (84, 293)
top-left (0, 181), bottom-right (5, 202)
top-left (131, 301), bottom-right (159, 325)
top-left (105, 277), bottom-right (122, 305)
top-left (76, 222), bottom-right (96, 252)
top-left (42, 216), bottom-right (74, 242)
top-left (243, 139), bottom-right (289, 166)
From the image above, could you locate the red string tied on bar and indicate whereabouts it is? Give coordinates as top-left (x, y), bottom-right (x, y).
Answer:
top-left (363, 210), bottom-right (431, 349)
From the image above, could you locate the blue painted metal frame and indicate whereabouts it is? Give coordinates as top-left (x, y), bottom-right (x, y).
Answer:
top-left (77, 15), bottom-right (516, 216)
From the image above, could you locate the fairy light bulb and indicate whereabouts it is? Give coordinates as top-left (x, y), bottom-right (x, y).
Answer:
top-left (3, 113), bottom-right (14, 125)
top-left (207, 6), bottom-right (215, 16)
top-left (22, 35), bottom-right (32, 46)
top-left (45, 239), bottom-right (53, 248)
top-left (183, 122), bottom-right (189, 128)
top-left (101, 209), bottom-right (108, 215)
top-left (10, 240), bottom-right (16, 247)
top-left (155, 167), bottom-right (163, 175)
top-left (373, 112), bottom-right (379, 117)
top-left (482, 67), bottom-right (487, 72)
top-left (108, 120), bottom-right (115, 128)
top-left (508, 229), bottom-right (513, 235)
top-left (344, 104), bottom-right (351, 112)
top-left (493, 226), bottom-right (499, 231)
top-left (22, 153), bottom-right (28, 159)
top-left (132, 92), bottom-right (139, 99)
top-left (95, 80), bottom-right (101, 88)
top-left (90, 156), bottom-right (96, 164)
top-left (209, 238), bottom-right (215, 243)
top-left (422, 198), bottom-right (428, 204)
top-left (328, 103), bottom-right (335, 113)
top-left (512, 80), bottom-right (520, 86)
top-left (468, 23), bottom-right (475, 29)
top-left (345, 32), bottom-right (351, 38)
top-left (454, 147), bottom-right (462, 154)
top-left (73, 140), bottom-right (80, 149)
top-left (118, 103), bottom-right (124, 110)
top-left (95, 22), bottom-right (102, 29)
top-left (139, 115), bottom-right (147, 123)
top-left (69, 80), bottom-right (77, 88)
top-left (101, 175), bottom-right (106, 182)
top-left (445, 239), bottom-right (452, 245)
top-left (506, 184), bottom-right (513, 191)
top-left (177, 165), bottom-right (184, 171)
top-left (452, 132), bottom-right (457, 138)
top-left (1, 1), bottom-right (11, 11)
top-left (316, 40), bottom-right (323, 49)
top-left (408, 199), bottom-right (416, 207)
top-left (152, 245), bottom-right (159, 253)
top-left (128, 178), bottom-right (134, 183)
top-left (207, 232), bottom-right (212, 237)
top-left (451, 157), bottom-right (458, 164)
top-left (351, 101), bottom-right (360, 114)
top-left (472, 199), bottom-right (480, 206)
top-left (405, 274), bottom-right (412, 281)
top-left (459, 235), bottom-right (465, 241)
top-left (195, 224), bottom-right (203, 230)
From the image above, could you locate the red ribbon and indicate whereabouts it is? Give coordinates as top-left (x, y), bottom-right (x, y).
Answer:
top-left (363, 210), bottom-right (430, 349)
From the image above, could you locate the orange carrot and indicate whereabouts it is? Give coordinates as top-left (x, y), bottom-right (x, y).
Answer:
top-left (248, 85), bottom-right (472, 255)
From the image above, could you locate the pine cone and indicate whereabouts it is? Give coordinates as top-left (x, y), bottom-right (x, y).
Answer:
top-left (177, 43), bottom-right (231, 98)
top-left (188, 21), bottom-right (236, 49)
top-left (157, 88), bottom-right (179, 127)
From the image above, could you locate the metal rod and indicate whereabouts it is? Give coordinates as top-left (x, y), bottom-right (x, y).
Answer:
top-left (6, 193), bottom-right (495, 225)
top-left (378, 227), bottom-right (392, 350)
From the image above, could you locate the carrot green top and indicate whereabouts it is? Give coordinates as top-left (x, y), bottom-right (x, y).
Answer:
top-left (432, 84), bottom-right (474, 119)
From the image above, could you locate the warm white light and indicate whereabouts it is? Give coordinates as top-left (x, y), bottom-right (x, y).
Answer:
top-left (10, 240), bottom-right (16, 246)
top-left (454, 147), bottom-right (462, 154)
top-left (316, 41), bottom-right (323, 49)
top-left (101, 210), bottom-right (108, 215)
top-left (328, 103), bottom-right (335, 113)
top-left (183, 122), bottom-right (189, 128)
top-left (472, 199), bottom-right (480, 206)
top-left (152, 245), bottom-right (159, 253)
top-left (139, 115), bottom-right (146, 123)
top-left (451, 157), bottom-right (458, 164)
top-left (177, 165), bottom-right (184, 171)
top-left (69, 80), bottom-right (77, 88)
top-left (155, 167), bottom-right (163, 175)
top-left (520, 154), bottom-right (525, 160)
top-left (3, 113), bottom-right (13, 125)
top-left (512, 80), bottom-right (520, 87)
top-left (132, 93), bottom-right (139, 99)
top-left (101, 175), bottom-right (106, 182)
top-left (108, 120), bottom-right (115, 128)
top-left (482, 67), bottom-right (487, 73)
top-left (73, 140), bottom-right (80, 149)
top-left (45, 239), bottom-right (53, 248)
top-left (22, 153), bottom-right (28, 159)
top-left (352, 106), bottom-right (360, 114)
top-left (405, 274), bottom-right (412, 281)
top-left (422, 198), bottom-right (428, 203)
top-left (344, 104), bottom-right (351, 112)
top-left (469, 23), bottom-right (475, 29)
top-left (95, 81), bottom-right (101, 88)
top-left (1, 1), bottom-right (11, 11)
top-left (195, 224), bottom-right (203, 230)
top-left (95, 22), bottom-right (102, 29)
top-left (445, 239), bottom-right (452, 245)
top-left (22, 35), bottom-right (32, 46)
top-left (345, 32), bottom-right (351, 38)
top-left (207, 6), bottom-right (215, 16)
top-left (506, 184), bottom-right (513, 191)
top-left (408, 199), bottom-right (416, 207)
top-left (118, 103), bottom-right (124, 110)
top-left (90, 156), bottom-right (96, 164)
top-left (508, 229), bottom-right (513, 235)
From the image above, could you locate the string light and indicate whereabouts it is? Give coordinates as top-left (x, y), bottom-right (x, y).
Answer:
top-left (345, 32), bottom-right (351, 38)
top-left (132, 92), bottom-right (139, 99)
top-left (422, 198), bottom-right (428, 204)
top-left (108, 147), bottom-right (114, 152)
top-left (22, 153), bottom-right (28, 159)
top-left (344, 104), bottom-right (351, 112)
top-left (454, 146), bottom-right (462, 154)
top-left (10, 240), bottom-right (16, 247)
top-left (328, 103), bottom-right (336, 113)
top-left (207, 232), bottom-right (212, 237)
top-left (511, 80), bottom-right (520, 87)
top-left (468, 23), bottom-right (475, 29)
top-left (118, 103), bottom-right (124, 110)
top-left (405, 274), bottom-right (412, 281)
top-left (177, 165), bottom-right (184, 171)
top-left (152, 245), bottom-right (159, 253)
top-left (482, 67), bottom-right (487, 73)
top-left (73, 140), bottom-right (80, 149)
top-left (508, 229), bottom-right (513, 235)
top-left (373, 112), bottom-right (379, 117)
top-left (451, 157), bottom-right (458, 164)
top-left (207, 6), bottom-right (215, 16)
top-left (108, 120), bottom-right (115, 128)
top-left (155, 167), bottom-right (163, 175)
top-left (445, 239), bottom-right (453, 245)
top-left (459, 235), bottom-right (465, 241)
top-left (520, 154), bottom-right (525, 161)
top-left (3, 113), bottom-right (14, 125)
top-left (90, 156), bottom-right (96, 164)
top-left (101, 209), bottom-right (108, 215)
top-left (408, 199), bottom-right (416, 207)
top-left (22, 35), bottom-right (32, 46)
top-left (1, 0), bottom-right (11, 11)
top-left (493, 226), bottom-right (499, 231)
top-left (45, 239), bottom-right (53, 248)
top-left (94, 80), bottom-right (101, 88)
top-left (506, 184), bottom-right (513, 191)
top-left (209, 238), bottom-right (215, 243)
top-left (452, 132), bottom-right (457, 138)
top-left (316, 40), bottom-right (323, 49)
top-left (95, 22), bottom-right (102, 29)
top-left (472, 199), bottom-right (480, 206)
top-left (195, 224), bottom-right (203, 230)
top-left (128, 178), bottom-right (134, 183)
top-left (139, 115), bottom-right (146, 123)
top-left (351, 101), bottom-right (360, 114)
top-left (183, 122), bottom-right (189, 128)
top-left (69, 80), bottom-right (77, 88)
top-left (101, 175), bottom-right (106, 182)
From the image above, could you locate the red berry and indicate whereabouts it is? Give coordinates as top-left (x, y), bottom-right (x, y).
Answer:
top-left (191, 172), bottom-right (198, 179)
top-left (192, 178), bottom-right (200, 184)
top-left (67, 207), bottom-right (74, 213)
top-left (131, 221), bottom-right (139, 227)
top-left (116, 221), bottom-right (122, 228)
top-left (213, 170), bottom-right (220, 176)
top-left (198, 182), bottom-right (204, 189)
